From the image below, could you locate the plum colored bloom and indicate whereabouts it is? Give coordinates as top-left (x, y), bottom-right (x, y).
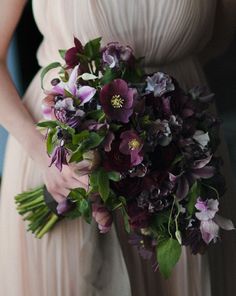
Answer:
top-left (119, 130), bottom-right (143, 166)
top-left (49, 145), bottom-right (69, 171)
top-left (52, 65), bottom-right (96, 105)
top-left (145, 72), bottom-right (175, 97)
top-left (92, 203), bottom-right (113, 233)
top-left (100, 79), bottom-right (134, 123)
top-left (65, 37), bottom-right (83, 68)
top-left (101, 42), bottom-right (133, 68)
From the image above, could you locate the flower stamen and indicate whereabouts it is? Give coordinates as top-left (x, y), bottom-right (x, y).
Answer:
top-left (128, 139), bottom-right (141, 150)
top-left (111, 95), bottom-right (124, 108)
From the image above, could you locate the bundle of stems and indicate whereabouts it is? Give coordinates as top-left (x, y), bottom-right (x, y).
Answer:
top-left (15, 186), bottom-right (60, 238)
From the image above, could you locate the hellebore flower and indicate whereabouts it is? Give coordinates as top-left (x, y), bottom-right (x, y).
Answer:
top-left (52, 65), bottom-right (96, 105)
top-left (193, 130), bottom-right (210, 149)
top-left (145, 72), bottom-right (175, 97)
top-left (99, 79), bottom-right (134, 123)
top-left (119, 130), bottom-right (143, 166)
top-left (101, 42), bottom-right (133, 69)
top-left (65, 37), bottom-right (83, 69)
top-left (92, 203), bottom-right (113, 233)
top-left (49, 145), bottom-right (69, 171)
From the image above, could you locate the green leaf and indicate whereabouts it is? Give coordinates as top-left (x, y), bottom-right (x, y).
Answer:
top-left (80, 132), bottom-right (104, 151)
top-left (86, 109), bottom-right (105, 120)
top-left (157, 238), bottom-right (182, 278)
top-left (90, 170), bottom-right (99, 187)
top-left (58, 49), bottom-right (66, 60)
top-left (69, 149), bottom-right (83, 163)
top-left (108, 171), bottom-right (121, 182)
top-left (46, 128), bottom-right (57, 154)
top-left (98, 169), bottom-right (110, 202)
top-left (37, 121), bottom-right (58, 129)
top-left (84, 37), bottom-right (102, 60)
top-left (72, 130), bottom-right (90, 145)
top-left (101, 67), bottom-right (118, 84)
top-left (40, 62), bottom-right (61, 89)
top-left (78, 199), bottom-right (92, 223)
top-left (120, 207), bottom-right (131, 233)
top-left (186, 181), bottom-right (200, 216)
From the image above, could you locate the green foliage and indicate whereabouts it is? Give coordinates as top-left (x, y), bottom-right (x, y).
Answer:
top-left (58, 49), bottom-right (66, 60)
top-left (97, 168), bottom-right (110, 202)
top-left (66, 188), bottom-right (92, 223)
top-left (37, 121), bottom-right (58, 129)
top-left (186, 181), bottom-right (201, 216)
top-left (101, 67), bottom-right (119, 84)
top-left (157, 237), bottom-right (182, 278)
top-left (84, 37), bottom-right (102, 60)
top-left (46, 128), bottom-right (57, 154)
top-left (86, 109), bottom-right (105, 121)
top-left (108, 171), bottom-right (121, 182)
top-left (40, 62), bottom-right (62, 89)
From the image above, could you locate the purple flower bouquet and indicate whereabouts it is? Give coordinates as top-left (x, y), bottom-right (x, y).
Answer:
top-left (15, 37), bottom-right (234, 277)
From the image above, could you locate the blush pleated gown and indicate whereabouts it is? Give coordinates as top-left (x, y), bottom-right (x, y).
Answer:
top-left (0, 0), bottom-right (235, 295)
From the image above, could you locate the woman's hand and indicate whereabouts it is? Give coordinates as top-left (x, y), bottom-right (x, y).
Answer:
top-left (41, 160), bottom-right (89, 204)
top-left (32, 136), bottom-right (90, 204)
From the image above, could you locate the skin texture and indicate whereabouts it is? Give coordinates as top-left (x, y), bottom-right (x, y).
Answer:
top-left (0, 0), bottom-right (88, 203)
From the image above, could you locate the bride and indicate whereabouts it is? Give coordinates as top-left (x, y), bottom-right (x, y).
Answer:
top-left (0, 1), bottom-right (235, 295)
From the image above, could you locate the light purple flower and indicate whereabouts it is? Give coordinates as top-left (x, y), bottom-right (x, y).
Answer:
top-left (145, 72), bottom-right (175, 97)
top-left (51, 65), bottom-right (96, 105)
top-left (195, 198), bottom-right (219, 221)
top-left (56, 199), bottom-right (73, 215)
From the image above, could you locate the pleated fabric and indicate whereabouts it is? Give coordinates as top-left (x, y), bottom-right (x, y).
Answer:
top-left (0, 0), bottom-right (236, 295)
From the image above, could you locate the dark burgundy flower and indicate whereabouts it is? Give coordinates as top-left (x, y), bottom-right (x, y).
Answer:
top-left (100, 79), bottom-right (134, 123)
top-left (127, 202), bottom-right (150, 229)
top-left (92, 203), bottom-right (113, 233)
top-left (65, 37), bottom-right (83, 68)
top-left (103, 141), bottom-right (133, 173)
top-left (119, 130), bottom-right (143, 166)
top-left (111, 176), bottom-right (144, 199)
top-left (49, 146), bottom-right (69, 171)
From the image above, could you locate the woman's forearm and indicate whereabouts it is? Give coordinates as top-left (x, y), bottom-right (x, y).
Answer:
top-left (0, 60), bottom-right (46, 165)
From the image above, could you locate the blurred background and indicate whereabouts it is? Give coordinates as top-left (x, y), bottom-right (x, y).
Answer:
top-left (0, 2), bottom-right (236, 180)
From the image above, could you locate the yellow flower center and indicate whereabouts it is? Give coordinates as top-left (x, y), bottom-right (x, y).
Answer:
top-left (111, 95), bottom-right (124, 109)
top-left (128, 139), bottom-right (141, 150)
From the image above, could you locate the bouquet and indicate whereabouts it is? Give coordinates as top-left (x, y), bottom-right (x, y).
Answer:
top-left (15, 37), bottom-right (234, 277)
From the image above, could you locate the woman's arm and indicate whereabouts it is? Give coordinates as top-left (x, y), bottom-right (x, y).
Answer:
top-left (0, 0), bottom-right (88, 202)
top-left (0, 0), bottom-right (45, 161)
top-left (199, 0), bottom-right (236, 64)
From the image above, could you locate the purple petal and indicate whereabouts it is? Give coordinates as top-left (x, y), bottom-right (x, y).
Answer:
top-left (213, 214), bottom-right (235, 231)
top-left (104, 132), bottom-right (115, 152)
top-left (57, 200), bottom-right (73, 215)
top-left (192, 155), bottom-right (212, 169)
top-left (67, 65), bottom-right (79, 96)
top-left (78, 86), bottom-right (96, 105)
top-left (191, 166), bottom-right (216, 179)
top-left (200, 220), bottom-right (219, 244)
top-left (176, 176), bottom-right (189, 200)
